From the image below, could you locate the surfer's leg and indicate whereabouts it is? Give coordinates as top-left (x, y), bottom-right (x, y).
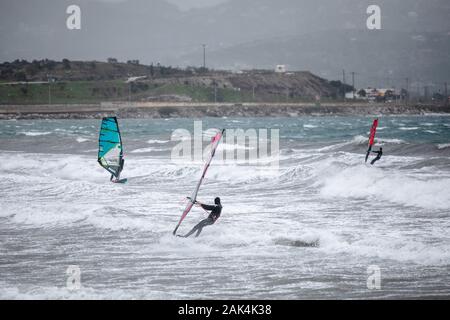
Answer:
top-left (117, 160), bottom-right (124, 180)
top-left (194, 227), bottom-right (203, 237)
top-left (183, 221), bottom-right (203, 238)
top-left (195, 219), bottom-right (214, 237)
top-left (194, 222), bottom-right (206, 237)
top-left (370, 156), bottom-right (379, 165)
top-left (183, 227), bottom-right (197, 238)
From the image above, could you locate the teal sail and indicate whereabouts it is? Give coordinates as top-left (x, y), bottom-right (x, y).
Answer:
top-left (98, 117), bottom-right (124, 180)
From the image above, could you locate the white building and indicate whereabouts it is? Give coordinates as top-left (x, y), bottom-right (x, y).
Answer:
top-left (345, 91), bottom-right (358, 99)
top-left (275, 65), bottom-right (286, 73)
top-left (346, 88), bottom-right (400, 101)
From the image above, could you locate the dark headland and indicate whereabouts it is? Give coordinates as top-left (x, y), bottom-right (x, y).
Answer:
top-left (1, 102), bottom-right (450, 120)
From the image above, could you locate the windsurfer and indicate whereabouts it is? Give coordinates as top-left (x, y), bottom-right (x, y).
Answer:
top-left (370, 147), bottom-right (383, 165)
top-left (110, 158), bottom-right (125, 182)
top-left (181, 197), bottom-right (222, 238)
top-left (365, 119), bottom-right (379, 163)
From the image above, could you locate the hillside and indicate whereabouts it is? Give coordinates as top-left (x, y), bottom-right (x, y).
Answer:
top-left (0, 59), bottom-right (193, 82)
top-left (0, 60), bottom-right (350, 104)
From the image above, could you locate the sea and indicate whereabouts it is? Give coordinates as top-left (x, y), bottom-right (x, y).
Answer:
top-left (0, 115), bottom-right (449, 299)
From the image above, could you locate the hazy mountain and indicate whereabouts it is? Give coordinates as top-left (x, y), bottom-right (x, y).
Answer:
top-left (184, 29), bottom-right (450, 89)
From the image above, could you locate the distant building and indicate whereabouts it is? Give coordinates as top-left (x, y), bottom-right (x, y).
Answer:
top-left (126, 76), bottom-right (147, 83)
top-left (275, 65), bottom-right (286, 73)
top-left (346, 88), bottom-right (401, 101)
top-left (107, 58), bottom-right (118, 64)
top-left (345, 91), bottom-right (357, 99)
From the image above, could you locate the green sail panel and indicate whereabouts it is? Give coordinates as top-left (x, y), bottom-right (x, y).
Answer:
top-left (98, 117), bottom-right (124, 177)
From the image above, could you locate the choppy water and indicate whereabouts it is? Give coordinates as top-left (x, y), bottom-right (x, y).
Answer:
top-left (0, 116), bottom-right (449, 299)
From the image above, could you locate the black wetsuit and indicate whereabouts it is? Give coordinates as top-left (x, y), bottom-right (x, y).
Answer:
top-left (370, 150), bottom-right (382, 165)
top-left (183, 203), bottom-right (222, 238)
top-left (111, 158), bottom-right (125, 181)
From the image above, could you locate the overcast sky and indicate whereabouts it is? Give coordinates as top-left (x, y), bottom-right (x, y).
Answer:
top-left (165, 0), bottom-right (229, 10)
top-left (97, 0), bottom-right (230, 10)
top-left (1, 0), bottom-right (449, 88)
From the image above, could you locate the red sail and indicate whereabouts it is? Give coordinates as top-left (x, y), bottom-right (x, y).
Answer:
top-left (368, 119), bottom-right (378, 147)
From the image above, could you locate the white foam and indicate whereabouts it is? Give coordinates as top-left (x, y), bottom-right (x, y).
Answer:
top-left (377, 138), bottom-right (405, 144)
top-left (147, 139), bottom-right (169, 144)
top-left (0, 285), bottom-right (175, 300)
top-left (76, 137), bottom-right (89, 143)
top-left (351, 135), bottom-right (405, 145)
top-left (130, 147), bottom-right (168, 153)
top-left (17, 131), bottom-right (52, 136)
top-left (0, 152), bottom-right (106, 181)
top-left (437, 143), bottom-right (450, 150)
top-left (351, 135), bottom-right (369, 144)
top-left (319, 165), bottom-right (450, 210)
top-left (216, 142), bottom-right (254, 151)
top-left (317, 231), bottom-right (450, 265)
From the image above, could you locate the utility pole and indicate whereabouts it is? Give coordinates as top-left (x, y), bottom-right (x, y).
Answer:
top-left (128, 83), bottom-right (131, 105)
top-left (47, 74), bottom-right (52, 105)
top-left (48, 81), bottom-right (51, 105)
top-left (214, 82), bottom-right (217, 103)
top-left (252, 85), bottom-right (255, 100)
top-left (445, 82), bottom-right (448, 107)
top-left (405, 77), bottom-right (409, 106)
top-left (342, 69), bottom-right (346, 100)
top-left (351, 72), bottom-right (355, 99)
top-left (202, 44), bottom-right (206, 70)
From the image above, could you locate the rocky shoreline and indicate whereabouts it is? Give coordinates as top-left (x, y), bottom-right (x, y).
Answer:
top-left (0, 102), bottom-right (449, 120)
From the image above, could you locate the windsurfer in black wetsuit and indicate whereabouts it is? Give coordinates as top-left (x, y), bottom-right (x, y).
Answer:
top-left (110, 158), bottom-right (125, 182)
top-left (182, 197), bottom-right (222, 238)
top-left (370, 147), bottom-right (382, 165)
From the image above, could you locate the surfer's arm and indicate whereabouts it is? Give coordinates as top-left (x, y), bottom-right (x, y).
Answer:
top-left (200, 204), bottom-right (215, 211)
